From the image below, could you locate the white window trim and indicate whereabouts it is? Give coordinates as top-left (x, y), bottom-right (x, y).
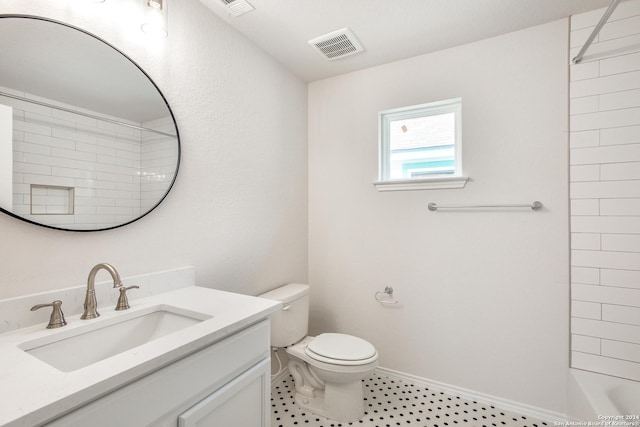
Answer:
top-left (373, 176), bottom-right (468, 191)
top-left (374, 98), bottom-right (468, 191)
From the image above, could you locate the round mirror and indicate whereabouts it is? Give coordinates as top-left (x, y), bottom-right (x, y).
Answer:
top-left (0, 15), bottom-right (180, 231)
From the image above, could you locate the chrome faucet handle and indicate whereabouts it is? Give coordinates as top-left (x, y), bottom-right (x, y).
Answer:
top-left (115, 285), bottom-right (140, 311)
top-left (31, 300), bottom-right (67, 329)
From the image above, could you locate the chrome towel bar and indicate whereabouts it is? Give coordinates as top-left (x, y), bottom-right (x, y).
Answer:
top-left (428, 201), bottom-right (543, 211)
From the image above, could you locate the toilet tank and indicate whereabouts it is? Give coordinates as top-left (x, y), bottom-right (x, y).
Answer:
top-left (259, 283), bottom-right (309, 348)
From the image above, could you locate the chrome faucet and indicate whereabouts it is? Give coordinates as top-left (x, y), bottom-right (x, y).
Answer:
top-left (81, 263), bottom-right (123, 319)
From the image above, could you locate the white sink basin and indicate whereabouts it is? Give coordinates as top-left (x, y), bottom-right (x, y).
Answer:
top-left (19, 305), bottom-right (211, 372)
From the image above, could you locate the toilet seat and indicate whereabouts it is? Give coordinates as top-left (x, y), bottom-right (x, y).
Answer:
top-left (305, 333), bottom-right (377, 365)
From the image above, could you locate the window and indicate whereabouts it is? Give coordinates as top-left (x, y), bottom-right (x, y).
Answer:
top-left (374, 98), bottom-right (467, 191)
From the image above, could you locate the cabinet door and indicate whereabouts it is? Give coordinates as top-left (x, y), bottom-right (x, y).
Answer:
top-left (178, 358), bottom-right (270, 427)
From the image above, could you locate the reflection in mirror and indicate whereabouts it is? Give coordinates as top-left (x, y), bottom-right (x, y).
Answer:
top-left (0, 15), bottom-right (180, 231)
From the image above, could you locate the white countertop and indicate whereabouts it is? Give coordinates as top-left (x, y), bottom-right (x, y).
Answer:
top-left (0, 286), bottom-right (281, 427)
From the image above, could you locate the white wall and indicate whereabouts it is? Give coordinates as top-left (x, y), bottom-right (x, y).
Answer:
top-left (308, 20), bottom-right (570, 414)
top-left (0, 0), bottom-right (307, 298)
top-left (569, 0), bottom-right (640, 381)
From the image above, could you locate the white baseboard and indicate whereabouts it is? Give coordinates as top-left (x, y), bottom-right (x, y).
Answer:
top-left (375, 367), bottom-right (567, 423)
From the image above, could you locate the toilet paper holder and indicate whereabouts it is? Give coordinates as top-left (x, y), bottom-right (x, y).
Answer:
top-left (375, 286), bottom-right (399, 305)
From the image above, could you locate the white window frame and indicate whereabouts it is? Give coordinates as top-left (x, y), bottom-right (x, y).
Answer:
top-left (374, 98), bottom-right (468, 191)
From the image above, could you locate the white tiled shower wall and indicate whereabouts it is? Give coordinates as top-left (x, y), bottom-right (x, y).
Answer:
top-left (140, 116), bottom-right (178, 213)
top-left (1, 87), bottom-right (175, 229)
top-left (569, 0), bottom-right (640, 381)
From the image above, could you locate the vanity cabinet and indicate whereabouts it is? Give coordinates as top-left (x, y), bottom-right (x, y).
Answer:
top-left (45, 320), bottom-right (271, 427)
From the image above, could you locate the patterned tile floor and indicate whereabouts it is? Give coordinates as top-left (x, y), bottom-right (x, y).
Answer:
top-left (271, 372), bottom-right (549, 427)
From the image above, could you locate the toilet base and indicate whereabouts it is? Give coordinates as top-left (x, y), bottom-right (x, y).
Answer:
top-left (287, 351), bottom-right (368, 423)
top-left (292, 379), bottom-right (365, 422)
top-left (293, 387), bottom-right (325, 417)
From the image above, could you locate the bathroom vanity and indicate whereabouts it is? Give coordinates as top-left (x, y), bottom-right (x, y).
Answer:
top-left (0, 285), bottom-right (280, 426)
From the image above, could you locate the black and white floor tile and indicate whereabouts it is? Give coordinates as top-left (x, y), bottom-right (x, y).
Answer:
top-left (271, 372), bottom-right (549, 427)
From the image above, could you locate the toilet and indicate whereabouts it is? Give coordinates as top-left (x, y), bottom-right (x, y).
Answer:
top-left (259, 283), bottom-right (378, 423)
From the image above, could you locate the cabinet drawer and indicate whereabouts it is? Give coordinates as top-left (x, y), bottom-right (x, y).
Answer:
top-left (178, 358), bottom-right (270, 427)
top-left (46, 320), bottom-right (270, 427)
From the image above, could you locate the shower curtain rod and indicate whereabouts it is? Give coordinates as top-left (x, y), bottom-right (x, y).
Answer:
top-left (572, 0), bottom-right (622, 64)
top-left (0, 91), bottom-right (177, 139)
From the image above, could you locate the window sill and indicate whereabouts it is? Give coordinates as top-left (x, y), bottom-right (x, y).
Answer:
top-left (373, 176), bottom-right (469, 192)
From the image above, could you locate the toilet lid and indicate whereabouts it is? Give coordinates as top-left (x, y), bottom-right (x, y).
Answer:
top-left (306, 333), bottom-right (376, 362)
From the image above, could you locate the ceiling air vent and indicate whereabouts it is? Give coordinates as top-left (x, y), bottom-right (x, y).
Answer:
top-left (308, 28), bottom-right (364, 61)
top-left (218, 0), bottom-right (254, 17)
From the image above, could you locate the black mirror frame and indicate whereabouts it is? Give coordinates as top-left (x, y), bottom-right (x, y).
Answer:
top-left (0, 15), bottom-right (181, 232)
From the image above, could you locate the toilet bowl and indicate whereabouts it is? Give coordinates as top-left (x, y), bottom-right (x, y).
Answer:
top-left (286, 334), bottom-right (378, 422)
top-left (259, 284), bottom-right (378, 423)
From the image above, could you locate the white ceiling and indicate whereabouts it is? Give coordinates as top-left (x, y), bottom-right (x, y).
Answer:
top-left (200, 0), bottom-right (614, 82)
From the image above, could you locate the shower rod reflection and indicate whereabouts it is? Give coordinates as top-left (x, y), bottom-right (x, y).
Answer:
top-left (0, 91), bottom-right (177, 138)
top-left (572, 0), bottom-right (622, 64)
top-left (427, 201), bottom-right (543, 211)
